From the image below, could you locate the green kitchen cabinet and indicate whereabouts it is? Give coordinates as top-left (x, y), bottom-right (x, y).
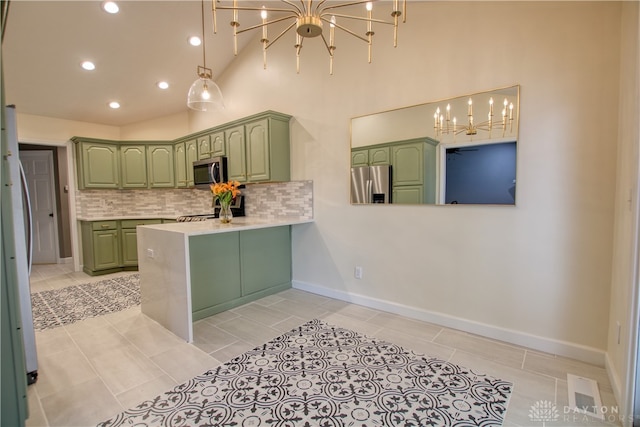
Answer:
top-left (175, 140), bottom-right (198, 187)
top-left (189, 232), bottom-right (242, 319)
top-left (369, 146), bottom-right (390, 165)
top-left (351, 149), bottom-right (369, 167)
top-left (390, 139), bottom-right (438, 204)
top-left (75, 139), bottom-right (120, 189)
top-left (120, 144), bottom-right (148, 188)
top-left (174, 142), bottom-right (187, 187)
top-left (210, 131), bottom-right (225, 157)
top-left (225, 125), bottom-right (246, 182)
top-left (393, 185), bottom-right (424, 204)
top-left (189, 225), bottom-right (292, 321)
top-left (81, 221), bottom-right (120, 275)
top-left (225, 113), bottom-right (291, 184)
top-left (240, 226), bottom-right (291, 295)
top-left (351, 146), bottom-right (389, 167)
top-left (120, 219), bottom-right (162, 266)
top-left (186, 139), bottom-right (197, 186)
top-left (197, 135), bottom-right (211, 159)
top-left (147, 144), bottom-right (175, 188)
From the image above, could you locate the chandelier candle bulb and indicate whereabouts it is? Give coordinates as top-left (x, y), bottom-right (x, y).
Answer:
top-left (468, 98), bottom-right (473, 116)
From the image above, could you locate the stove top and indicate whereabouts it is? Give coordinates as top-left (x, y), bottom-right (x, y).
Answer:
top-left (176, 214), bottom-right (217, 222)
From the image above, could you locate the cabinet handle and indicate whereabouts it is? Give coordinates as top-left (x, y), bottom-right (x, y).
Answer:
top-left (101, 224), bottom-right (110, 229)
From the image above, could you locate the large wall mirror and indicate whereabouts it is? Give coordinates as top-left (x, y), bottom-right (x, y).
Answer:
top-left (350, 85), bottom-right (520, 205)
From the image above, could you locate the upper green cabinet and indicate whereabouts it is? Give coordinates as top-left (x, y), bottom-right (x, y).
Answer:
top-left (120, 145), bottom-right (148, 188)
top-left (210, 131), bottom-right (225, 157)
top-left (73, 110), bottom-right (292, 189)
top-left (351, 146), bottom-right (390, 167)
top-left (75, 140), bottom-right (120, 189)
top-left (226, 113), bottom-right (291, 184)
top-left (226, 125), bottom-right (247, 182)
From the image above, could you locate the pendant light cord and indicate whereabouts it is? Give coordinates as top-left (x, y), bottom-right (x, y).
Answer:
top-left (201, 0), bottom-right (206, 70)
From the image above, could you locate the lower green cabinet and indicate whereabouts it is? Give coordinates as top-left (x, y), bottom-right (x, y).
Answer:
top-left (81, 221), bottom-right (120, 275)
top-left (189, 226), bottom-right (292, 321)
top-left (82, 219), bottom-right (162, 275)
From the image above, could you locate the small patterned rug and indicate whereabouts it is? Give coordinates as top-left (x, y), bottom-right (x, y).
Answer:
top-left (98, 318), bottom-right (513, 427)
top-left (31, 274), bottom-right (140, 331)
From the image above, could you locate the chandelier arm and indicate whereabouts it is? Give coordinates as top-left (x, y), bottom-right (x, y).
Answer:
top-left (320, 0), bottom-right (374, 13)
top-left (322, 12), bottom-right (395, 26)
top-left (236, 15), bottom-right (297, 35)
top-left (264, 21), bottom-right (297, 49)
top-left (319, 33), bottom-right (333, 55)
top-left (323, 19), bottom-right (369, 43)
top-left (313, 0), bottom-right (327, 14)
top-left (281, 0), bottom-right (304, 15)
top-left (216, 5), bottom-right (296, 14)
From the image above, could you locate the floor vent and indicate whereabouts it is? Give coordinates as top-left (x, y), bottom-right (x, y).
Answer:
top-left (567, 373), bottom-right (604, 421)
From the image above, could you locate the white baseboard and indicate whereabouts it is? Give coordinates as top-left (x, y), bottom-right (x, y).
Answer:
top-left (292, 280), bottom-right (606, 367)
top-left (605, 352), bottom-right (630, 427)
top-left (58, 257), bottom-right (73, 264)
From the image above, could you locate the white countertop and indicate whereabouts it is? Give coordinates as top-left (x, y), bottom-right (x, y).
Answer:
top-left (138, 217), bottom-right (314, 236)
top-left (78, 215), bottom-right (180, 221)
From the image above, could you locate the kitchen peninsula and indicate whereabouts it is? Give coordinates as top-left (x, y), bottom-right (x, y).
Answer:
top-left (137, 217), bottom-right (312, 342)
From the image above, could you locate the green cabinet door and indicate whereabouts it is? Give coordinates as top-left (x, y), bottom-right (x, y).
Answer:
top-left (240, 226), bottom-right (291, 295)
top-left (79, 141), bottom-right (119, 188)
top-left (246, 119), bottom-right (270, 182)
top-left (121, 228), bottom-right (138, 266)
top-left (120, 145), bottom-right (148, 188)
top-left (392, 142), bottom-right (425, 186)
top-left (369, 146), bottom-right (390, 165)
top-left (189, 232), bottom-right (242, 320)
top-left (186, 139), bottom-right (197, 187)
top-left (197, 135), bottom-right (211, 159)
top-left (210, 131), bottom-right (225, 157)
top-left (174, 142), bottom-right (187, 187)
top-left (147, 144), bottom-right (175, 188)
top-left (351, 149), bottom-right (369, 167)
top-left (393, 185), bottom-right (424, 204)
top-left (225, 125), bottom-right (246, 182)
top-left (93, 230), bottom-right (120, 270)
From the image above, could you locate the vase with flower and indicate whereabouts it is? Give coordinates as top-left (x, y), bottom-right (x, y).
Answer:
top-left (210, 181), bottom-right (241, 224)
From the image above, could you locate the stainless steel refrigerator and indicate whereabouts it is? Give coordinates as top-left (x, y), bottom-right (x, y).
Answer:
top-left (5, 105), bottom-right (38, 384)
top-left (350, 165), bottom-right (392, 204)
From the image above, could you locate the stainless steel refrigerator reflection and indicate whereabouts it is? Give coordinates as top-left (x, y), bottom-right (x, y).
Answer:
top-left (350, 165), bottom-right (392, 204)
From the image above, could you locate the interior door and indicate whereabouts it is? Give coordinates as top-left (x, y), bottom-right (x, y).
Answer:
top-left (19, 150), bottom-right (58, 264)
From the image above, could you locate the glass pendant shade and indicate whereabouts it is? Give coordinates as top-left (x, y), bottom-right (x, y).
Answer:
top-left (187, 76), bottom-right (224, 111)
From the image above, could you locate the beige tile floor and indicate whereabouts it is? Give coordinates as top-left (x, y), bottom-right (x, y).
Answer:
top-left (25, 264), bottom-right (620, 427)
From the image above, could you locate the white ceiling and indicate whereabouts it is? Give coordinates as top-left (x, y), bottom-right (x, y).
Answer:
top-left (2, 1), bottom-right (259, 127)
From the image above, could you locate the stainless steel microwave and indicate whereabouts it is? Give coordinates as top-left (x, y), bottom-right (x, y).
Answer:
top-left (193, 156), bottom-right (227, 189)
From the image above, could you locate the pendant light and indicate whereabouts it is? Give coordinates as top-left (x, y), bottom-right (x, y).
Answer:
top-left (187, 0), bottom-right (224, 111)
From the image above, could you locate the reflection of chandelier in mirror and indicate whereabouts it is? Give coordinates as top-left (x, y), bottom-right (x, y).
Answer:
top-left (212, 0), bottom-right (407, 74)
top-left (434, 97), bottom-right (515, 138)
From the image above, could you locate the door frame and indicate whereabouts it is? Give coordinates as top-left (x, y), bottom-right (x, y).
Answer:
top-left (17, 139), bottom-right (77, 268)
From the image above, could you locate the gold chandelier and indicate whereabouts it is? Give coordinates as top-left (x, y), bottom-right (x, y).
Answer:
top-left (212, 0), bottom-right (407, 74)
top-left (434, 96), bottom-right (515, 138)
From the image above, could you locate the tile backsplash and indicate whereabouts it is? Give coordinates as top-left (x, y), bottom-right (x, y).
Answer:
top-left (75, 181), bottom-right (313, 221)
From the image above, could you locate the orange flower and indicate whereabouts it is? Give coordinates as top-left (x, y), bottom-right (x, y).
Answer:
top-left (211, 180), bottom-right (241, 206)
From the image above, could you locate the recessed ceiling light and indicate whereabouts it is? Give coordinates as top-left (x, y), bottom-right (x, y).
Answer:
top-left (189, 36), bottom-right (201, 46)
top-left (157, 81), bottom-right (169, 90)
top-left (109, 101), bottom-right (120, 109)
top-left (81, 61), bottom-right (96, 71)
top-left (102, 1), bottom-right (119, 14)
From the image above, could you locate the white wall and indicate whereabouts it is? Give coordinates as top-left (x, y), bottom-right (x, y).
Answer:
top-left (210, 1), bottom-right (622, 363)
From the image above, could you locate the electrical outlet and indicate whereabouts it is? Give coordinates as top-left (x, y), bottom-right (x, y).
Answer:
top-left (146, 248), bottom-right (154, 258)
top-left (354, 266), bottom-right (363, 279)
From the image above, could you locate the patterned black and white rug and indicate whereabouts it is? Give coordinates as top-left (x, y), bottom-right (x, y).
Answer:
top-left (98, 319), bottom-right (513, 427)
top-left (31, 274), bottom-right (140, 331)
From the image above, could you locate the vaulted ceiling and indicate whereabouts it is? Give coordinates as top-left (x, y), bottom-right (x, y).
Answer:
top-left (2, 1), bottom-right (258, 126)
